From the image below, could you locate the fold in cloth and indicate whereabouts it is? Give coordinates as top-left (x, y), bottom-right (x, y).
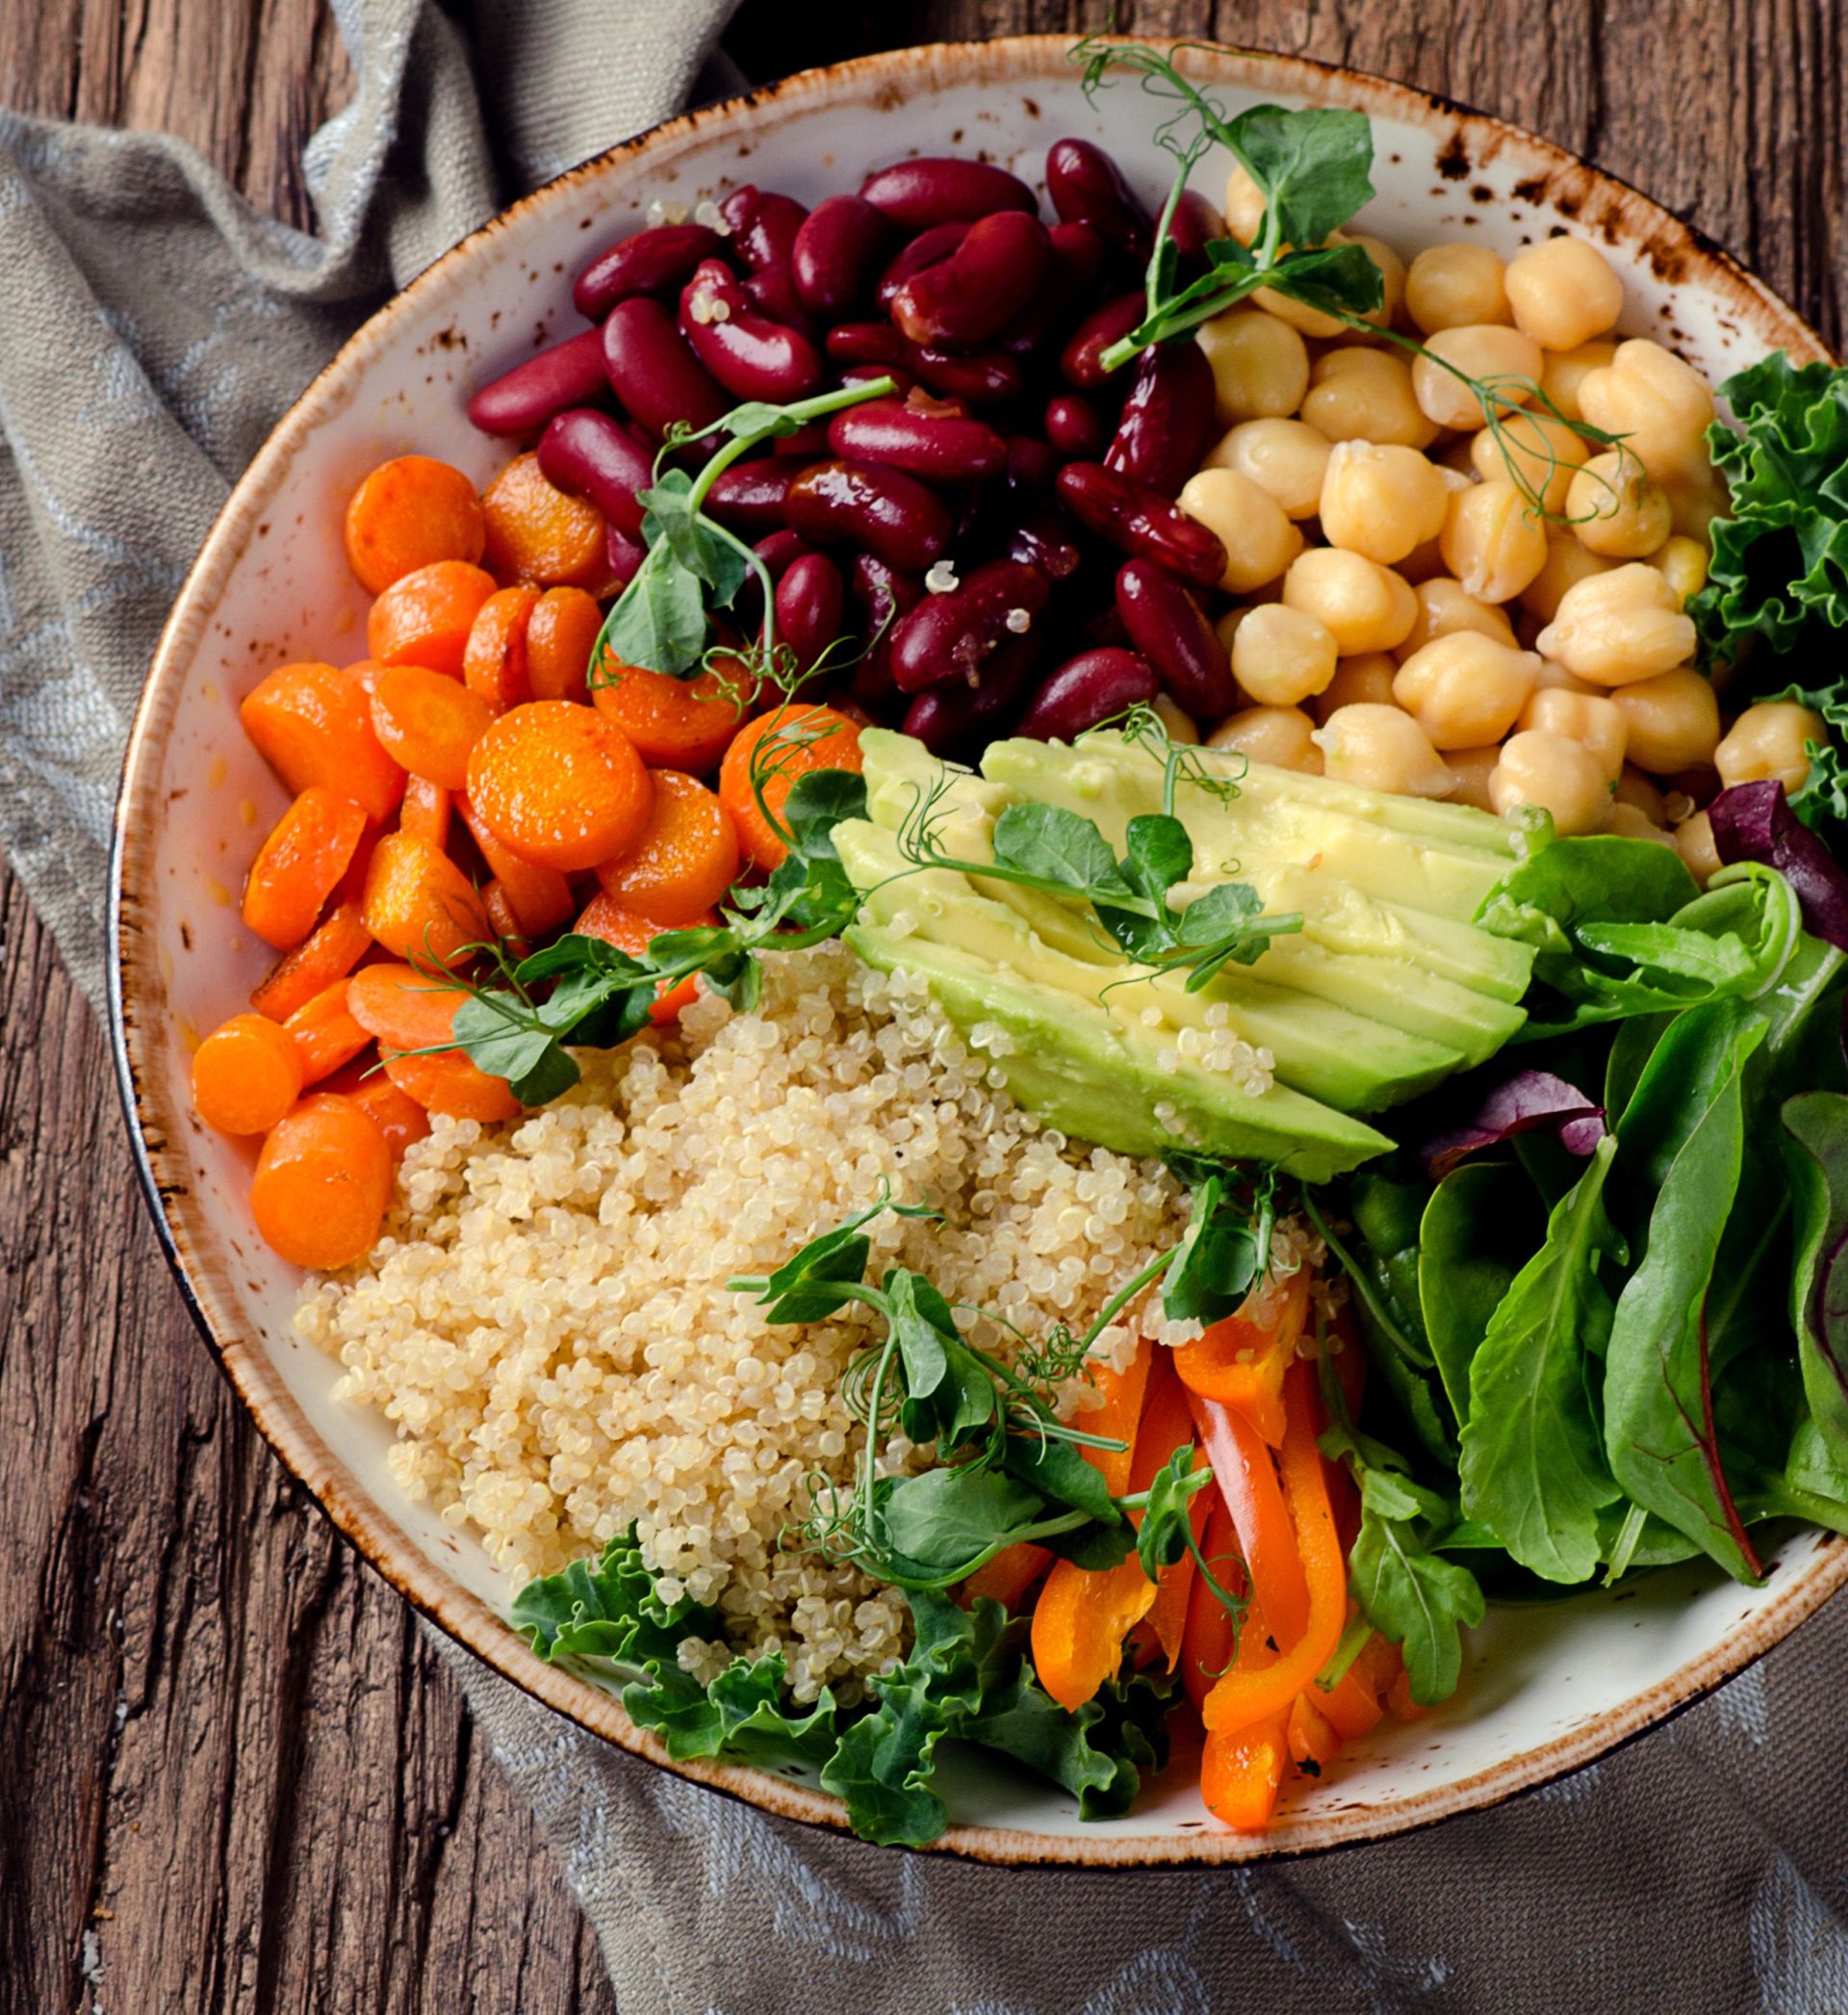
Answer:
top-left (6, 5), bottom-right (1846, 2006)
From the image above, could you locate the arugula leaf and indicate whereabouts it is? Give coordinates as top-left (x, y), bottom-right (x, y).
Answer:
top-left (1603, 999), bottom-right (1768, 1581)
top-left (1457, 1137), bottom-right (1626, 1583)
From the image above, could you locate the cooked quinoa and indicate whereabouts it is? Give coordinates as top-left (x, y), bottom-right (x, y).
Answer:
top-left (295, 943), bottom-right (1201, 1700)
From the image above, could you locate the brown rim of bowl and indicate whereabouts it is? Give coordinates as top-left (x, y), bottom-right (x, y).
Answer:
top-left (111, 34), bottom-right (1844, 1868)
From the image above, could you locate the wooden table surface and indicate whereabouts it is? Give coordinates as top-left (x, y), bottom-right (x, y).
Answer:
top-left (3, 1), bottom-right (1843, 2008)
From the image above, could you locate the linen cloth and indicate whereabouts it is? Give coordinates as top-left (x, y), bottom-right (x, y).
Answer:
top-left (6, 4), bottom-right (1848, 2008)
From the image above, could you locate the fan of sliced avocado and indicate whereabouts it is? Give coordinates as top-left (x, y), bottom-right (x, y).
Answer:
top-left (834, 728), bottom-right (1536, 1184)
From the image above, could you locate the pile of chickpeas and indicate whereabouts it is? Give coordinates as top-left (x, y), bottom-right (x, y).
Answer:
top-left (1163, 174), bottom-right (1829, 885)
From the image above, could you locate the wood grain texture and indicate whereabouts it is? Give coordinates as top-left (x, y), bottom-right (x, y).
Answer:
top-left (1, 0), bottom-right (1842, 2008)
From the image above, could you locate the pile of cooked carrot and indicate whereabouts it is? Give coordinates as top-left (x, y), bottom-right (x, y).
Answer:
top-left (977, 1288), bottom-right (1418, 1831)
top-left (193, 450), bottom-right (862, 1270)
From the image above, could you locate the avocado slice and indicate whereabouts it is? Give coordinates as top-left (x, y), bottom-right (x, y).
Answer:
top-left (836, 820), bottom-right (1464, 1112)
top-left (845, 923), bottom-right (1393, 1183)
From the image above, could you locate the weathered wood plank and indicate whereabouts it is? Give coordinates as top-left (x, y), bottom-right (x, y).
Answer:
top-left (2, 0), bottom-right (1842, 2007)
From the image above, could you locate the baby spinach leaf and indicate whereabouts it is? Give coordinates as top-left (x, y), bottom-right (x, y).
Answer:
top-left (1782, 1089), bottom-right (1848, 1469)
top-left (1604, 1000), bottom-right (1767, 1582)
top-left (1458, 1137), bottom-right (1625, 1584)
top-left (1418, 1161), bottom-right (1542, 1427)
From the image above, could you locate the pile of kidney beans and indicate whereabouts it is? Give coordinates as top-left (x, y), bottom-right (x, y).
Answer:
top-left (467, 141), bottom-right (1241, 757)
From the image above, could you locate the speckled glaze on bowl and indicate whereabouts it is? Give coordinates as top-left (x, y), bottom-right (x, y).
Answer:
top-left (112, 36), bottom-right (1844, 1865)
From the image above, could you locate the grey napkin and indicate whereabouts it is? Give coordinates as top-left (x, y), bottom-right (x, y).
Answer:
top-left (7, 6), bottom-right (1848, 2009)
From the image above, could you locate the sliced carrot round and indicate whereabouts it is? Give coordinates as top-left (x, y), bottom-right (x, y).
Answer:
top-left (398, 775), bottom-right (452, 849)
top-left (481, 452), bottom-right (607, 588)
top-left (596, 770), bottom-right (740, 924)
top-left (249, 899), bottom-right (372, 1023)
top-left (192, 1013), bottom-right (304, 1134)
top-left (526, 586), bottom-right (605, 703)
top-left (370, 663), bottom-right (494, 789)
top-left (367, 560), bottom-right (499, 678)
top-left (242, 787), bottom-right (369, 950)
top-left (465, 701), bottom-right (653, 872)
top-left (382, 1048), bottom-right (525, 1123)
top-left (240, 661), bottom-right (405, 823)
top-left (343, 456), bottom-right (485, 595)
top-left (348, 1073), bottom-right (433, 1158)
top-left (455, 790), bottom-right (575, 937)
top-left (463, 584), bottom-right (541, 710)
top-left (592, 658), bottom-right (751, 771)
top-left (574, 892), bottom-right (715, 1023)
top-left (718, 705), bottom-right (865, 871)
top-left (347, 962), bottom-right (470, 1054)
top-left (359, 830), bottom-right (490, 965)
top-left (250, 1094), bottom-right (393, 1269)
top-left (282, 977), bottom-right (373, 1084)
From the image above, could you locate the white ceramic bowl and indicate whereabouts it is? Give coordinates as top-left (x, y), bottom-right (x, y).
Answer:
top-left (112, 36), bottom-right (1844, 1865)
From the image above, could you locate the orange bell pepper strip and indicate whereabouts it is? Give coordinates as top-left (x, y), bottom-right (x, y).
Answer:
top-left (1287, 1691), bottom-right (1343, 1775)
top-left (960, 1541), bottom-right (1051, 1613)
top-left (1201, 1706), bottom-right (1292, 1831)
top-left (1030, 1554), bottom-right (1159, 1713)
top-left (1172, 1268), bottom-right (1310, 1448)
top-left (1180, 1498), bottom-right (1244, 1715)
top-left (1202, 1362), bottom-right (1348, 1735)
top-left (1129, 1356), bottom-right (1207, 1669)
top-left (1186, 1388), bottom-right (1309, 1653)
top-left (1079, 1337), bottom-right (1154, 1495)
top-left (1315, 1656), bottom-right (1385, 1744)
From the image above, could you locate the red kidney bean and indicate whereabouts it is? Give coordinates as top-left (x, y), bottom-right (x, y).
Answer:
top-left (573, 222), bottom-right (726, 321)
top-left (1166, 188), bottom-right (1223, 273)
top-left (467, 328), bottom-right (609, 438)
top-left (735, 529), bottom-right (812, 631)
top-left (679, 260), bottom-right (825, 403)
top-left (1017, 647), bottom-right (1160, 741)
top-left (1006, 436), bottom-right (1062, 495)
top-left (849, 552), bottom-right (925, 708)
top-left (1056, 462), bottom-right (1226, 588)
top-left (826, 398), bottom-right (1007, 483)
top-left (1104, 339), bottom-right (1217, 497)
top-left (602, 297), bottom-right (730, 442)
top-left (704, 456), bottom-right (804, 534)
top-left (911, 346), bottom-right (1021, 405)
top-left (719, 186), bottom-right (808, 271)
top-left (889, 559), bottom-right (1051, 693)
top-left (903, 636), bottom-right (1038, 757)
top-left (784, 459), bottom-right (953, 573)
top-left (606, 526), bottom-right (647, 589)
top-left (1046, 139), bottom-right (1154, 259)
top-left (790, 194), bottom-right (893, 317)
top-left (1044, 392), bottom-right (1109, 460)
top-left (769, 423), bottom-right (834, 458)
top-left (1007, 509), bottom-right (1086, 581)
top-left (890, 212), bottom-right (1051, 350)
top-left (840, 361), bottom-right (917, 397)
top-left (858, 158), bottom-right (1038, 229)
top-left (774, 552), bottom-right (846, 673)
top-left (536, 409), bottom-right (654, 539)
top-left (1073, 604), bottom-right (1133, 653)
top-left (876, 221), bottom-right (970, 308)
top-left (827, 321), bottom-right (910, 369)
top-left (1115, 558), bottom-right (1237, 718)
top-left (1060, 293), bottom-right (1145, 390)
top-left (743, 263), bottom-right (817, 338)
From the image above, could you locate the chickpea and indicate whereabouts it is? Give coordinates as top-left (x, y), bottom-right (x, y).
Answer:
top-left (1440, 478), bottom-right (1550, 606)
top-left (1177, 468), bottom-right (1304, 593)
top-left (1205, 417), bottom-right (1332, 519)
top-left (1470, 408), bottom-right (1591, 515)
top-left (1312, 651), bottom-right (1399, 723)
top-left (1207, 704), bottom-right (1324, 773)
top-left (1519, 527), bottom-right (1617, 622)
top-left (1490, 730), bottom-right (1611, 834)
top-left (1151, 693), bottom-right (1199, 745)
top-left (1318, 442), bottom-right (1450, 566)
top-left (1577, 339), bottom-right (1717, 481)
top-left (1541, 339), bottom-right (1619, 424)
top-left (1339, 232), bottom-right (1408, 332)
top-left (1255, 277), bottom-right (1348, 340)
top-left (1674, 809), bottom-right (1722, 886)
top-left (1608, 666), bottom-right (1720, 773)
top-left (1532, 655), bottom-right (1599, 696)
top-left (1196, 308), bottom-right (1311, 426)
top-left (1411, 325), bottom-right (1545, 430)
top-left (1567, 451), bottom-right (1672, 559)
top-left (1222, 164), bottom-right (1265, 246)
top-left (1608, 801), bottom-right (1676, 846)
top-left (1394, 633), bottom-right (1541, 749)
top-left (1536, 562), bottom-right (1697, 687)
top-left (1521, 685), bottom-right (1628, 782)
top-left (1664, 460), bottom-right (1729, 543)
top-left (1405, 243), bottom-right (1512, 335)
top-left (1445, 743), bottom-right (1502, 812)
top-left (1301, 349), bottom-right (1439, 450)
top-left (1231, 603), bottom-right (1341, 707)
top-left (1395, 577), bottom-right (1518, 663)
top-left (1651, 533), bottom-right (1709, 607)
top-left (1615, 765), bottom-right (1669, 821)
top-left (1312, 703), bottom-right (1456, 797)
top-left (1504, 236), bottom-right (1625, 350)
top-left (1282, 547), bottom-right (1420, 654)
top-left (1714, 701), bottom-right (1831, 794)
